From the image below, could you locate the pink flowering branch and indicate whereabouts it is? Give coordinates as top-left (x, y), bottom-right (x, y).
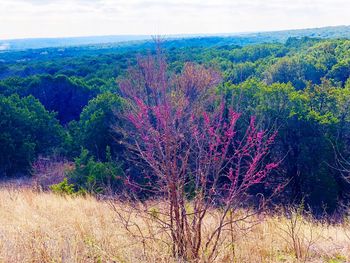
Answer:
top-left (117, 49), bottom-right (279, 261)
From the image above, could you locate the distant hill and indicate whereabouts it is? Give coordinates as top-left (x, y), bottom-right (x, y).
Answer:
top-left (236, 25), bottom-right (350, 42)
top-left (0, 35), bottom-right (153, 51)
top-left (1, 25), bottom-right (350, 52)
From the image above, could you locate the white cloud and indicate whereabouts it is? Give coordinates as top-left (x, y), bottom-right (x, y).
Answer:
top-left (0, 0), bottom-right (349, 39)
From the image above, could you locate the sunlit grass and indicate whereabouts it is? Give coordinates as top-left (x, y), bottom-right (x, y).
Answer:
top-left (0, 187), bottom-right (349, 262)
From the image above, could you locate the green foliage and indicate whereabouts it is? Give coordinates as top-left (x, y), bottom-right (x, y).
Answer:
top-left (0, 94), bottom-right (64, 176)
top-left (0, 75), bottom-right (99, 124)
top-left (67, 148), bottom-right (123, 194)
top-left (224, 62), bottom-right (256, 83)
top-left (50, 178), bottom-right (76, 195)
top-left (1, 33), bottom-right (350, 212)
top-left (328, 59), bottom-right (350, 84)
top-left (73, 93), bottom-right (125, 160)
top-left (224, 77), bottom-right (350, 212)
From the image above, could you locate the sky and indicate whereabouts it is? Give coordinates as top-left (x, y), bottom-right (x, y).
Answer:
top-left (0, 0), bottom-right (350, 40)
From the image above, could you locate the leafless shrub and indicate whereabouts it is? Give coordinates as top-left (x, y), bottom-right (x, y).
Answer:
top-left (278, 205), bottom-right (321, 262)
top-left (32, 156), bottom-right (73, 190)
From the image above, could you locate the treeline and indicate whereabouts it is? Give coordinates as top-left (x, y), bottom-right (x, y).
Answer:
top-left (1, 37), bottom-right (350, 214)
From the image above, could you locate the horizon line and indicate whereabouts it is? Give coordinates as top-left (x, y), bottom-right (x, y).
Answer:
top-left (1, 24), bottom-right (349, 42)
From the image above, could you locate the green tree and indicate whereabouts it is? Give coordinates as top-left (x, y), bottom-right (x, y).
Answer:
top-left (0, 94), bottom-right (64, 176)
top-left (74, 92), bottom-right (125, 160)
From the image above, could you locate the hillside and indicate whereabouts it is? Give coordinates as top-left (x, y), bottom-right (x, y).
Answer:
top-left (1, 34), bottom-right (350, 213)
top-left (2, 0), bottom-right (350, 261)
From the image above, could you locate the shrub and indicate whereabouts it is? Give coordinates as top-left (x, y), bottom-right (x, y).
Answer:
top-left (50, 178), bottom-right (75, 195)
top-left (67, 148), bottom-right (123, 194)
top-left (32, 157), bottom-right (70, 190)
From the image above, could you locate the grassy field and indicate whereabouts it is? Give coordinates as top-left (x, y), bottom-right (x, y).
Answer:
top-left (0, 187), bottom-right (349, 263)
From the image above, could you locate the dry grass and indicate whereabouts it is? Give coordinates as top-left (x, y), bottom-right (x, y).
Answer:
top-left (0, 187), bottom-right (349, 263)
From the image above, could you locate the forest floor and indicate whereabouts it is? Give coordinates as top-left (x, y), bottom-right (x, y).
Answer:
top-left (0, 187), bottom-right (349, 263)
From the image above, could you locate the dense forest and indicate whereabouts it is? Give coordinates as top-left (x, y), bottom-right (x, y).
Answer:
top-left (1, 29), bottom-right (350, 215)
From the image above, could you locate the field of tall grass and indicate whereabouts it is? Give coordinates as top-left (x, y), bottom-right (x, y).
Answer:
top-left (0, 187), bottom-right (349, 263)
